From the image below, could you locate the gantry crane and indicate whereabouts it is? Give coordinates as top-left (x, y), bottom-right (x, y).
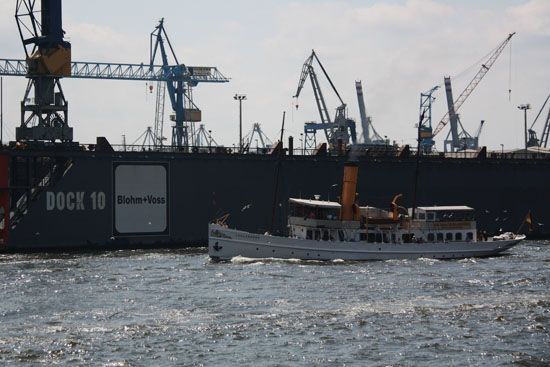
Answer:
top-left (526, 93), bottom-right (550, 148)
top-left (0, 1), bottom-right (229, 148)
top-left (419, 32), bottom-right (515, 152)
top-left (293, 50), bottom-right (356, 150)
top-left (243, 123), bottom-right (272, 152)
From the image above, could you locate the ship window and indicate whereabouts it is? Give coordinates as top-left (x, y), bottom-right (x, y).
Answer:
top-left (427, 233), bottom-right (435, 242)
top-left (383, 233), bottom-right (389, 243)
top-left (375, 233), bottom-right (382, 243)
top-left (466, 232), bottom-right (473, 240)
top-left (306, 230), bottom-right (312, 240)
top-left (427, 212), bottom-right (435, 221)
top-left (446, 233), bottom-right (453, 241)
top-left (391, 234), bottom-right (396, 242)
top-left (322, 230), bottom-right (329, 241)
top-left (330, 230), bottom-right (337, 241)
top-left (418, 213), bottom-right (426, 220)
top-left (368, 233), bottom-right (375, 243)
top-left (360, 233), bottom-right (367, 241)
top-left (437, 233), bottom-right (444, 241)
top-left (315, 231), bottom-right (321, 241)
top-left (455, 232), bottom-right (462, 241)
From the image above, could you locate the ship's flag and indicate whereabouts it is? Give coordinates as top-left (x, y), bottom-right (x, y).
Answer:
top-left (525, 210), bottom-right (533, 232)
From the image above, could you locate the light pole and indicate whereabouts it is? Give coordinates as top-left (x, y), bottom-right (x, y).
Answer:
top-left (300, 133), bottom-right (304, 155)
top-left (518, 104), bottom-right (531, 149)
top-left (208, 130), bottom-right (212, 148)
top-left (500, 143), bottom-right (504, 155)
top-left (234, 94), bottom-right (247, 153)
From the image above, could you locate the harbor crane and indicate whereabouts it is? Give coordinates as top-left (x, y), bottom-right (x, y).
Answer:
top-left (13, 0), bottom-right (73, 142)
top-left (419, 32), bottom-right (515, 153)
top-left (243, 123), bottom-right (272, 152)
top-left (526, 93), bottom-right (550, 148)
top-left (417, 86), bottom-right (439, 153)
top-left (442, 77), bottom-right (486, 152)
top-left (355, 80), bottom-right (384, 145)
top-left (0, 0), bottom-right (229, 148)
top-left (150, 18), bottom-right (202, 149)
top-left (293, 50), bottom-right (356, 151)
top-left (195, 124), bottom-right (217, 148)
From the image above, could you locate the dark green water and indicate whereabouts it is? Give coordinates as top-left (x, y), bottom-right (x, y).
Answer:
top-left (0, 242), bottom-right (548, 366)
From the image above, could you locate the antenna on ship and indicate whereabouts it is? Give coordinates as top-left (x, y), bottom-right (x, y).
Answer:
top-left (270, 111), bottom-right (286, 234)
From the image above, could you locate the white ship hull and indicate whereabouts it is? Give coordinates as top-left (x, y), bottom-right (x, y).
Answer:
top-left (208, 224), bottom-right (524, 261)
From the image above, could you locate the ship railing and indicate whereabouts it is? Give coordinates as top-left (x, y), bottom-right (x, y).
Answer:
top-left (103, 143), bottom-right (550, 159)
top-left (109, 144), bottom-right (321, 156)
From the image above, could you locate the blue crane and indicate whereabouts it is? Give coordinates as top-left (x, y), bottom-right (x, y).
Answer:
top-left (417, 86), bottom-right (439, 154)
top-left (1, 1), bottom-right (229, 148)
top-left (150, 18), bottom-right (203, 148)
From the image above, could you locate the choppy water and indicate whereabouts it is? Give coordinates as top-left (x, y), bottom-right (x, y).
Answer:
top-left (0, 242), bottom-right (548, 366)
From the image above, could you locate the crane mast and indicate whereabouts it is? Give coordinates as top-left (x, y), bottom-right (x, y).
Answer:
top-left (355, 80), bottom-right (383, 144)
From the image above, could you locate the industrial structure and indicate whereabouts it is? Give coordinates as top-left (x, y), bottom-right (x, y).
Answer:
top-left (294, 50), bottom-right (357, 151)
top-left (442, 76), bottom-right (485, 152)
top-left (243, 123), bottom-right (272, 152)
top-left (526, 93), bottom-right (550, 148)
top-left (195, 124), bottom-right (217, 148)
top-left (355, 80), bottom-right (385, 145)
top-left (0, 1), bottom-right (549, 252)
top-left (419, 33), bottom-right (515, 153)
top-left (0, 10), bottom-right (229, 150)
top-left (14, 0), bottom-right (73, 142)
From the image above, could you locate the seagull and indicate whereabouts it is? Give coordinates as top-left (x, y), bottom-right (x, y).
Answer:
top-left (241, 204), bottom-right (252, 212)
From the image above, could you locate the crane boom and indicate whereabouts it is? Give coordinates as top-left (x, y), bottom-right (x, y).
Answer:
top-left (0, 59), bottom-right (228, 83)
top-left (433, 32), bottom-right (515, 137)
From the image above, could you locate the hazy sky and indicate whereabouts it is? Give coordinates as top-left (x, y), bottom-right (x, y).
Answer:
top-left (0, 0), bottom-right (549, 150)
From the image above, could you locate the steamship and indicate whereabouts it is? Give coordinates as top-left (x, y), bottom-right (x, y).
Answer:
top-left (208, 163), bottom-right (525, 261)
